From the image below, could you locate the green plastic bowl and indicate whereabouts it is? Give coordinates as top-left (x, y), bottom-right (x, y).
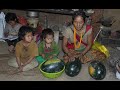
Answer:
top-left (38, 60), bottom-right (65, 79)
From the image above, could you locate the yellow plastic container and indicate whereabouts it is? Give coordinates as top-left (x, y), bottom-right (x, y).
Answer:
top-left (92, 41), bottom-right (110, 58)
top-left (38, 61), bottom-right (65, 79)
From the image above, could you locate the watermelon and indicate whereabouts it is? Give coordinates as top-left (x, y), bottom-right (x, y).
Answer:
top-left (41, 59), bottom-right (65, 73)
top-left (65, 58), bottom-right (82, 77)
top-left (88, 61), bottom-right (106, 80)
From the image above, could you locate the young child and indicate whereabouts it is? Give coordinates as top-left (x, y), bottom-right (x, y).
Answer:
top-left (8, 26), bottom-right (38, 72)
top-left (36, 28), bottom-right (60, 64)
top-left (4, 13), bottom-right (22, 53)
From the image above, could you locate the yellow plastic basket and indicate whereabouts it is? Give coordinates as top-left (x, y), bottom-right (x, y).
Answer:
top-left (38, 61), bottom-right (65, 79)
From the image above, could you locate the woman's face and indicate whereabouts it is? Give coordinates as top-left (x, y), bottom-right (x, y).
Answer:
top-left (45, 35), bottom-right (54, 44)
top-left (24, 32), bottom-right (33, 43)
top-left (73, 16), bottom-right (84, 31)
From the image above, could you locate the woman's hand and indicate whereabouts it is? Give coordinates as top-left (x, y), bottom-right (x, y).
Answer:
top-left (68, 51), bottom-right (84, 62)
top-left (67, 52), bottom-right (76, 62)
top-left (78, 53), bottom-right (84, 61)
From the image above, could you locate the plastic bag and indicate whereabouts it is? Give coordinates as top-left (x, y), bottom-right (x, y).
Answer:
top-left (92, 41), bottom-right (110, 58)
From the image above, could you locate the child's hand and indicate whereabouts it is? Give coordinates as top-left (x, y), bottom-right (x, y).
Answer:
top-left (4, 32), bottom-right (9, 37)
top-left (18, 66), bottom-right (23, 72)
top-left (21, 63), bottom-right (27, 68)
top-left (49, 55), bottom-right (53, 59)
top-left (41, 54), bottom-right (45, 58)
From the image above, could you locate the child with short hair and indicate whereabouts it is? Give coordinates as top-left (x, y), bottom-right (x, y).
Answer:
top-left (8, 26), bottom-right (38, 72)
top-left (4, 12), bottom-right (22, 53)
top-left (36, 28), bottom-right (60, 63)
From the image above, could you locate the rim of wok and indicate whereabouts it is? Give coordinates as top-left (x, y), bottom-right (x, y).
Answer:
top-left (38, 60), bottom-right (65, 74)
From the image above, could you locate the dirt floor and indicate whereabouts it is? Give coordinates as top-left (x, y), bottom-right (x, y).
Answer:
top-left (0, 40), bottom-right (120, 81)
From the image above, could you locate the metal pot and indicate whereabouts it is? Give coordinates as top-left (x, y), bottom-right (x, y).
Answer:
top-left (84, 9), bottom-right (94, 16)
top-left (101, 29), bottom-right (111, 37)
top-left (26, 11), bottom-right (39, 18)
top-left (97, 17), bottom-right (116, 27)
top-left (27, 18), bottom-right (39, 28)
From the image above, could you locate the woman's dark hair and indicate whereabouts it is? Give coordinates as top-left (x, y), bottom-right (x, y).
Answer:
top-left (41, 28), bottom-right (54, 39)
top-left (5, 12), bottom-right (19, 23)
top-left (18, 26), bottom-right (34, 40)
top-left (72, 11), bottom-right (86, 23)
